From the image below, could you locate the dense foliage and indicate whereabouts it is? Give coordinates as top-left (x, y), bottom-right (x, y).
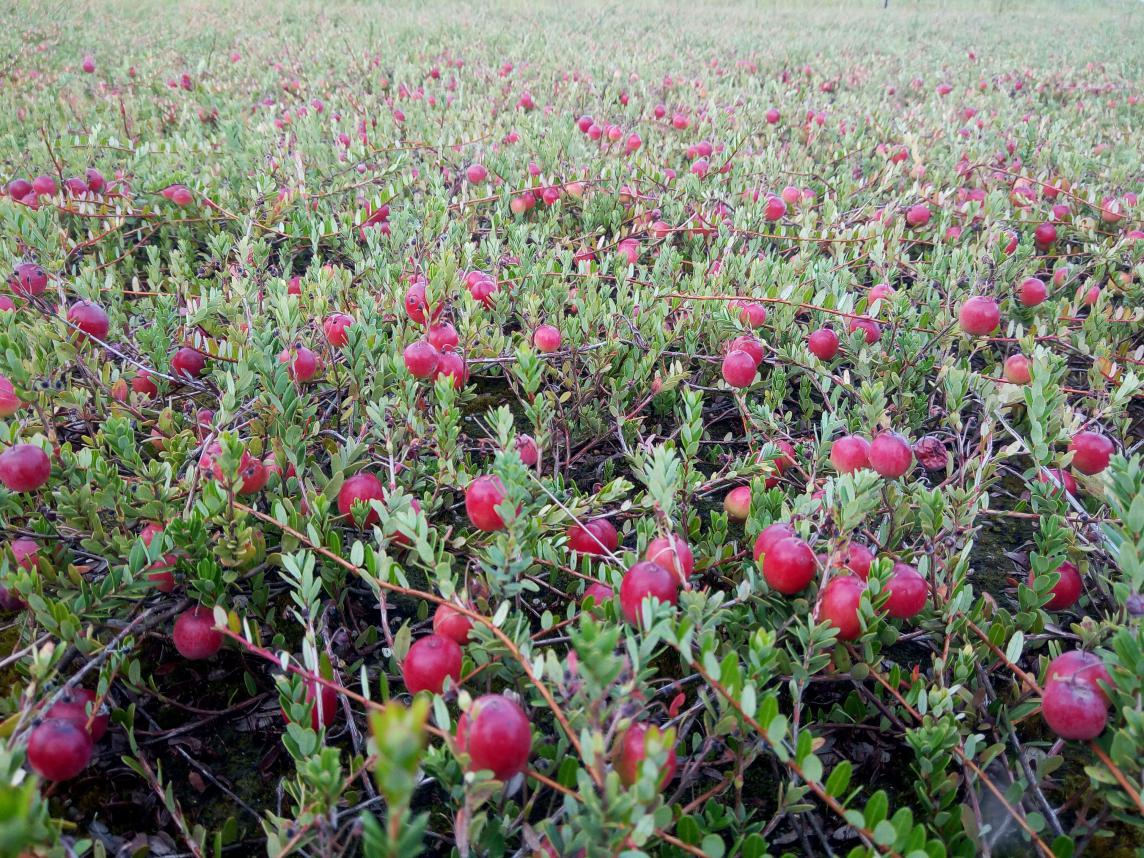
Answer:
top-left (1, 1), bottom-right (1142, 856)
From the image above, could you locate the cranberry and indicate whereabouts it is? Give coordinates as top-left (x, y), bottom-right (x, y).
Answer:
top-left (47, 689), bottom-right (109, 741)
top-left (958, 296), bottom-right (1000, 335)
top-left (738, 302), bottom-right (767, 327)
top-left (645, 534), bottom-right (693, 577)
top-left (885, 563), bottom-right (927, 618)
top-left (32, 175), bottom-right (57, 196)
top-left (170, 347), bottom-right (207, 379)
top-left (402, 634), bottom-right (463, 694)
top-left (763, 195), bottom-right (787, 221)
top-left (514, 434), bottom-right (538, 467)
top-left (615, 722), bottom-right (678, 787)
top-left (848, 317), bottom-right (881, 344)
top-left (583, 581), bottom-right (614, 605)
top-left (10, 262), bottom-right (47, 297)
top-left (819, 575), bottom-right (865, 640)
top-left (85, 169), bottom-right (105, 193)
top-left (839, 543), bottom-right (874, 579)
top-left (1031, 561), bottom-right (1082, 611)
top-left (1069, 431), bottom-right (1114, 475)
top-left (322, 313), bottom-right (354, 347)
top-left (723, 486), bottom-right (751, 522)
top-left (905, 204), bottom-right (931, 228)
top-left (752, 523), bottom-right (796, 563)
top-left (65, 301), bottom-right (109, 340)
top-left (465, 475), bottom-right (509, 531)
top-left (433, 350), bottom-right (468, 388)
top-left (1034, 222), bottom-right (1057, 247)
top-left (466, 163), bottom-right (488, 183)
top-left (722, 349), bottom-right (757, 387)
top-left (913, 436), bottom-right (949, 471)
top-left (455, 694), bottom-right (531, 780)
top-left (283, 678), bottom-right (338, 730)
top-left (1003, 354), bottom-right (1032, 384)
top-left (1041, 677), bottom-right (1108, 740)
top-left (763, 536), bottom-right (817, 595)
top-left (830, 435), bottom-right (870, 474)
top-left (533, 324), bottom-right (562, 353)
top-left (338, 472), bottom-right (384, 526)
top-left (129, 369), bottom-right (158, 398)
top-left (7, 179), bottom-right (31, 199)
top-left (280, 345), bottom-right (321, 381)
top-left (172, 606), bottom-right (223, 660)
top-left (567, 519), bottom-right (619, 556)
top-left (619, 560), bottom-right (680, 624)
top-left (0, 444), bottom-right (51, 492)
top-left (1037, 468), bottom-right (1077, 497)
top-left (1045, 650), bottom-right (1114, 703)
top-left (808, 327), bottom-right (839, 360)
top-left (403, 341), bottom-right (440, 379)
top-left (11, 536), bottom-right (38, 570)
top-left (403, 279), bottom-right (440, 323)
top-left (729, 335), bottom-right (763, 365)
top-left (433, 603), bottom-right (473, 644)
top-left (0, 374), bottom-right (22, 416)
top-left (869, 432), bottom-right (913, 479)
top-left (427, 322), bottom-right (459, 352)
top-left (1018, 277), bottom-right (1047, 307)
top-left (27, 718), bottom-right (93, 781)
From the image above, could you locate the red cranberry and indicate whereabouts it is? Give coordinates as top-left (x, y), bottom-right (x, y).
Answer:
top-left (465, 475), bottom-right (509, 531)
top-left (172, 606), bottom-right (223, 660)
top-left (0, 375), bottom-right (22, 416)
top-left (47, 689), bottom-right (109, 741)
top-left (283, 679), bottom-right (338, 730)
top-left (763, 536), bottom-right (817, 595)
top-left (1018, 277), bottom-right (1047, 307)
top-left (753, 522), bottom-right (796, 563)
top-left (434, 350), bottom-right (467, 388)
top-left (1069, 431), bottom-right (1114, 475)
top-left (427, 322), bottom-right (459, 352)
top-left (869, 432), bottom-right (913, 479)
top-left (958, 296), bottom-right (1000, 335)
top-left (808, 328), bottom-right (839, 360)
top-left (729, 335), bottom-right (763, 365)
top-left (402, 634), bottom-right (463, 694)
top-left (1031, 561), bottom-right (1082, 611)
top-left (280, 345), bottom-right (321, 381)
top-left (403, 279), bottom-right (440, 323)
top-left (533, 324), bottom-right (562, 353)
top-left (67, 300), bottom-right (110, 341)
top-left (322, 313), bottom-right (354, 347)
top-left (905, 204), bottom-right (931, 228)
top-left (738, 302), bottom-right (767, 327)
top-left (722, 349), bottom-right (757, 388)
top-left (1034, 222), bottom-right (1057, 247)
top-left (830, 435), bottom-right (870, 474)
top-left (170, 347), bottom-right (207, 379)
top-left (583, 581), bottom-right (614, 605)
top-left (885, 562), bottom-right (927, 618)
top-left (645, 534), bottom-right (693, 577)
top-left (455, 694), bottom-right (531, 780)
top-left (403, 341), bottom-right (440, 379)
top-left (848, 316), bottom-right (881, 344)
top-left (433, 604), bottom-right (473, 644)
top-left (337, 472), bottom-right (384, 526)
top-left (1038, 468), bottom-right (1077, 497)
top-left (0, 444), bottom-right (51, 492)
top-left (839, 543), bottom-right (874, 579)
top-left (819, 575), bottom-right (865, 640)
top-left (619, 560), bottom-right (680, 624)
top-left (568, 519), bottom-right (619, 556)
top-left (1046, 650), bottom-right (1114, 703)
top-left (27, 718), bottom-right (93, 781)
top-left (1042, 663), bottom-right (1111, 742)
top-left (10, 262), bottom-right (47, 297)
top-left (11, 536), bottom-right (38, 570)
top-left (615, 722), bottom-right (678, 787)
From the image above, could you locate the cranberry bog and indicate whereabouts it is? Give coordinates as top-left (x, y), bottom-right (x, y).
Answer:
top-left (1, 0), bottom-right (1143, 856)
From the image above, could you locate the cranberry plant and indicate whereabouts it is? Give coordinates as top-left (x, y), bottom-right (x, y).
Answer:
top-left (1, 1), bottom-right (1143, 856)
